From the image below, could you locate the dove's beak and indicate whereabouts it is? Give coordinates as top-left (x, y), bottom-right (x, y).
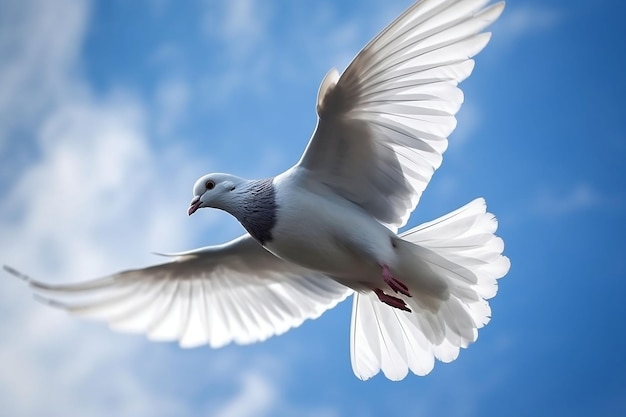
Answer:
top-left (188, 196), bottom-right (201, 216)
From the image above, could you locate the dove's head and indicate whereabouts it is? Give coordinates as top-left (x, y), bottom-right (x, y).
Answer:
top-left (188, 173), bottom-right (245, 215)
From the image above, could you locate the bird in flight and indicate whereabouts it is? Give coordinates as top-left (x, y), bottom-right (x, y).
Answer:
top-left (5, 0), bottom-right (510, 380)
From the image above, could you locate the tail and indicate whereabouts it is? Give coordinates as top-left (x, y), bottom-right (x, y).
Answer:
top-left (350, 198), bottom-right (510, 380)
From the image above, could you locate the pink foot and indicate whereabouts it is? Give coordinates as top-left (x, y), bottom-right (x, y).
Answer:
top-left (374, 289), bottom-right (412, 313)
top-left (382, 264), bottom-right (411, 297)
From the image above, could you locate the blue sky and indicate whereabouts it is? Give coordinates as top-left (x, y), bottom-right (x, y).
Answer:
top-left (1, 0), bottom-right (625, 416)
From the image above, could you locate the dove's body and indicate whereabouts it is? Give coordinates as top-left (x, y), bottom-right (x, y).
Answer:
top-left (7, 0), bottom-right (510, 381)
top-left (268, 171), bottom-right (447, 302)
top-left (202, 171), bottom-right (392, 284)
top-left (270, 171), bottom-right (395, 286)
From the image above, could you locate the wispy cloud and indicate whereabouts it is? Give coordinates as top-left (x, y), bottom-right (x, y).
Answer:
top-left (214, 371), bottom-right (277, 417)
top-left (154, 77), bottom-right (190, 136)
top-left (496, 4), bottom-right (563, 43)
top-left (199, 0), bottom-right (275, 105)
top-left (0, 59), bottom-right (196, 417)
top-left (0, 1), bottom-right (537, 416)
top-left (0, 1), bottom-right (213, 416)
top-left (212, 0), bottom-right (270, 44)
top-left (0, 0), bottom-right (347, 416)
top-left (451, 101), bottom-right (481, 145)
top-left (0, 0), bottom-right (86, 151)
top-left (531, 183), bottom-right (621, 215)
top-left (202, 0), bottom-right (274, 67)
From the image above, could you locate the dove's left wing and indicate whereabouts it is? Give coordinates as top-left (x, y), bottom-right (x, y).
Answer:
top-left (297, 0), bottom-right (504, 229)
top-left (5, 234), bottom-right (352, 348)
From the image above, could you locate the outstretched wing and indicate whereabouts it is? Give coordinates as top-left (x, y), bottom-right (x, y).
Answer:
top-left (6, 234), bottom-right (351, 348)
top-left (297, 0), bottom-right (504, 228)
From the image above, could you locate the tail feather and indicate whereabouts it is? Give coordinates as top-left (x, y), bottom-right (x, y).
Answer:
top-left (350, 198), bottom-right (510, 380)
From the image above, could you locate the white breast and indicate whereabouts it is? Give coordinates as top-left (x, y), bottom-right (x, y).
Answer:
top-left (265, 176), bottom-right (396, 287)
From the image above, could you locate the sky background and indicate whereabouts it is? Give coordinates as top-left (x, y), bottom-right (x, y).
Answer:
top-left (1, 0), bottom-right (625, 416)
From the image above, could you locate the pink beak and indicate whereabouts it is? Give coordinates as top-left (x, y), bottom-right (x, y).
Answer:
top-left (188, 196), bottom-right (201, 216)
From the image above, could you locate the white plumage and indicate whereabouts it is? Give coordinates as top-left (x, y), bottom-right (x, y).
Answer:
top-left (5, 0), bottom-right (509, 380)
top-left (351, 198), bottom-right (508, 379)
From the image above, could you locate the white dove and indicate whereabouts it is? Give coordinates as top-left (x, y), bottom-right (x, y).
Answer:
top-left (5, 0), bottom-right (510, 380)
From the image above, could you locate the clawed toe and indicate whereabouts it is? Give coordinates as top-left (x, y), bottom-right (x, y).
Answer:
top-left (374, 288), bottom-right (412, 313)
top-left (381, 264), bottom-right (411, 297)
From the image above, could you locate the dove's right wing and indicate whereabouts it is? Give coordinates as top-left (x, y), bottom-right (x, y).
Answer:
top-left (5, 234), bottom-right (352, 348)
top-left (296, 0), bottom-right (504, 229)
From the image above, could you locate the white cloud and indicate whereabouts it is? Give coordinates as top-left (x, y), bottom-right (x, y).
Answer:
top-left (203, 0), bottom-right (272, 62)
top-left (317, 17), bottom-right (362, 74)
top-left (2, 1), bottom-right (514, 415)
top-left (451, 101), bottom-right (481, 145)
top-left (219, 0), bottom-right (267, 41)
top-left (0, 0), bottom-right (87, 151)
top-left (0, 1), bottom-right (206, 416)
top-left (532, 183), bottom-right (610, 215)
top-left (0, 1), bottom-right (344, 416)
top-left (149, 41), bottom-right (185, 70)
top-left (496, 5), bottom-right (563, 43)
top-left (207, 359), bottom-right (340, 417)
top-left (0, 64), bottom-right (197, 417)
top-left (2, 90), bottom-right (197, 277)
top-left (214, 371), bottom-right (277, 417)
top-left (155, 77), bottom-right (190, 136)
top-left (198, 0), bottom-right (276, 107)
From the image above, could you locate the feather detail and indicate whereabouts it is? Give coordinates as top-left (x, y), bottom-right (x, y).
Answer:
top-left (5, 235), bottom-right (351, 348)
top-left (350, 198), bottom-right (509, 380)
top-left (299, 0), bottom-right (505, 229)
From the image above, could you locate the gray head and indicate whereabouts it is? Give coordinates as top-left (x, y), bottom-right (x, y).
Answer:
top-left (188, 173), bottom-right (277, 245)
top-left (188, 173), bottom-right (247, 216)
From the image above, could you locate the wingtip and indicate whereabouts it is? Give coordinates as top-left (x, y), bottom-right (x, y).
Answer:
top-left (485, 2), bottom-right (506, 25)
top-left (150, 251), bottom-right (175, 258)
top-left (32, 293), bottom-right (68, 310)
top-left (3, 265), bottom-right (32, 283)
top-left (150, 250), bottom-right (194, 259)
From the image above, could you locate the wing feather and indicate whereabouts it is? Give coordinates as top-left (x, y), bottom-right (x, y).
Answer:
top-left (6, 234), bottom-right (351, 348)
top-left (297, 0), bottom-right (504, 228)
top-left (350, 199), bottom-right (509, 380)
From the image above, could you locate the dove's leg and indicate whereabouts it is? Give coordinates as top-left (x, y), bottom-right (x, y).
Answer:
top-left (381, 264), bottom-right (411, 297)
top-left (374, 288), bottom-right (412, 312)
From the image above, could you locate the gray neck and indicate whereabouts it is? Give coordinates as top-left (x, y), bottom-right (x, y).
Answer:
top-left (231, 178), bottom-right (277, 245)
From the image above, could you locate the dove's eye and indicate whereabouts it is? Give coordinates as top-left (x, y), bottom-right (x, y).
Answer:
top-left (205, 180), bottom-right (215, 190)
